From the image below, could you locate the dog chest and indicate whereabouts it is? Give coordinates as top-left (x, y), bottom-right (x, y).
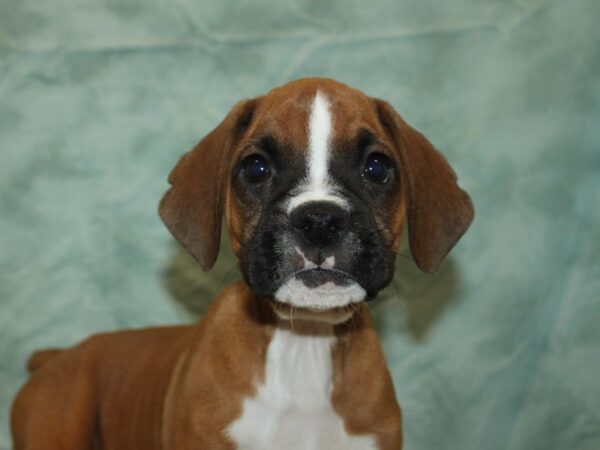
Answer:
top-left (226, 323), bottom-right (377, 450)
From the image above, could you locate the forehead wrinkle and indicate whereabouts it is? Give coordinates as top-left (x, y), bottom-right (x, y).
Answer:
top-left (251, 94), bottom-right (312, 154)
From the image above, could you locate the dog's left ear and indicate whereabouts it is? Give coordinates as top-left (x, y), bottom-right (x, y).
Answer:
top-left (159, 99), bottom-right (259, 271)
top-left (374, 99), bottom-right (474, 273)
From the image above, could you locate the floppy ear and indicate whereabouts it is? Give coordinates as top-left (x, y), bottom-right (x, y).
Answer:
top-left (159, 99), bottom-right (258, 271)
top-left (374, 99), bottom-right (474, 273)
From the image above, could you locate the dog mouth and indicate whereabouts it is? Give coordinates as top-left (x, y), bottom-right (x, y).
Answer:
top-left (293, 268), bottom-right (356, 288)
top-left (273, 267), bottom-right (366, 312)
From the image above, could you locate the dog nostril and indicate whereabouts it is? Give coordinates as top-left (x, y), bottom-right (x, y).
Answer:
top-left (328, 216), bottom-right (346, 232)
top-left (291, 202), bottom-right (349, 248)
top-left (296, 218), bottom-right (313, 233)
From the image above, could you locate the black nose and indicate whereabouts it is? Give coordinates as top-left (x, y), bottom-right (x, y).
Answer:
top-left (291, 202), bottom-right (349, 249)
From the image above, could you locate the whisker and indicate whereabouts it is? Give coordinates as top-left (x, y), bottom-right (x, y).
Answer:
top-left (290, 305), bottom-right (295, 331)
top-left (348, 303), bottom-right (359, 329)
top-left (342, 304), bottom-right (353, 328)
top-left (362, 299), bottom-right (373, 315)
top-left (217, 263), bottom-right (238, 291)
top-left (390, 277), bottom-right (404, 307)
top-left (394, 251), bottom-right (413, 262)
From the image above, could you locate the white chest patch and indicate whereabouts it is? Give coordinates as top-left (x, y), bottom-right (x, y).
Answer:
top-left (227, 323), bottom-right (377, 450)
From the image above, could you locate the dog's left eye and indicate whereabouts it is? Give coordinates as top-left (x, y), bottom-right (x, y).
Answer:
top-left (242, 154), bottom-right (271, 183)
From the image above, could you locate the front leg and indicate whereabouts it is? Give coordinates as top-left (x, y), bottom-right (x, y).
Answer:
top-left (332, 312), bottom-right (403, 450)
top-left (11, 349), bottom-right (98, 450)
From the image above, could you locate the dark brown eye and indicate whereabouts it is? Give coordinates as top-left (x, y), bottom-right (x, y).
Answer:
top-left (242, 154), bottom-right (271, 183)
top-left (364, 153), bottom-right (391, 184)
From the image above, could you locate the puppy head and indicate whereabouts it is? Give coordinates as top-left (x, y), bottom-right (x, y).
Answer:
top-left (160, 78), bottom-right (474, 313)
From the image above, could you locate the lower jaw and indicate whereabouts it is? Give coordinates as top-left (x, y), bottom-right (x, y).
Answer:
top-left (269, 301), bottom-right (357, 325)
top-left (273, 277), bottom-right (367, 309)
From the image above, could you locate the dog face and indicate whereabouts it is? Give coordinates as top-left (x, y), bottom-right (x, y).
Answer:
top-left (160, 78), bottom-right (473, 311)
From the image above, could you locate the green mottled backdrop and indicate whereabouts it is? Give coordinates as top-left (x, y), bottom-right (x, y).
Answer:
top-left (1, 1), bottom-right (599, 449)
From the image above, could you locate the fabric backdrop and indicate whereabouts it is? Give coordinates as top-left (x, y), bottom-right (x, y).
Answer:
top-left (1, 0), bottom-right (599, 449)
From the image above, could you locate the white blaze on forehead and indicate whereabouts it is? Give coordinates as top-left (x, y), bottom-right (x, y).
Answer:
top-left (287, 92), bottom-right (349, 213)
top-left (308, 91), bottom-right (331, 186)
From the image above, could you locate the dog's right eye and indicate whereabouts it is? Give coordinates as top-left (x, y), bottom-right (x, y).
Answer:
top-left (364, 152), bottom-right (392, 184)
top-left (242, 154), bottom-right (271, 183)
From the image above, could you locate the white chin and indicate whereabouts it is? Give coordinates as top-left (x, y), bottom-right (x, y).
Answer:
top-left (274, 277), bottom-right (366, 310)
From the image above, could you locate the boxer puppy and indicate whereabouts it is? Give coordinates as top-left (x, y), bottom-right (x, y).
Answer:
top-left (11, 78), bottom-right (474, 450)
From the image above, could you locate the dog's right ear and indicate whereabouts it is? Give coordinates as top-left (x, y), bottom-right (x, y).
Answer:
top-left (159, 99), bottom-right (259, 271)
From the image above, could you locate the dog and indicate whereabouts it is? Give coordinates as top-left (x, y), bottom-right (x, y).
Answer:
top-left (11, 78), bottom-right (474, 450)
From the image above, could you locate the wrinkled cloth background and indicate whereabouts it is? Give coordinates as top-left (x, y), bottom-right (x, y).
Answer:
top-left (1, 0), bottom-right (599, 449)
